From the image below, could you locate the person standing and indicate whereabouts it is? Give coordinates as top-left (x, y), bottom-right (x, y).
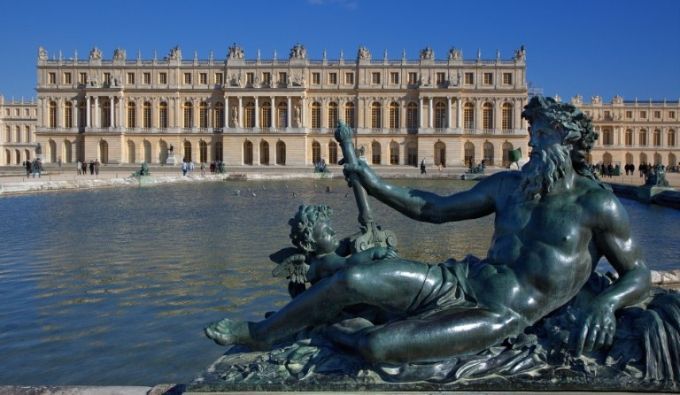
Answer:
top-left (76, 160), bottom-right (82, 175)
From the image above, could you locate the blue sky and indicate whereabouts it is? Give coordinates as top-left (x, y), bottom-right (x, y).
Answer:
top-left (0, 0), bottom-right (678, 102)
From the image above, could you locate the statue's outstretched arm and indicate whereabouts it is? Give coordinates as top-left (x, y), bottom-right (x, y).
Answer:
top-left (576, 192), bottom-right (651, 355)
top-left (344, 162), bottom-right (498, 223)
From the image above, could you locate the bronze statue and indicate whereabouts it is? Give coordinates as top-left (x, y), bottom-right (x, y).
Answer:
top-left (206, 96), bottom-right (651, 361)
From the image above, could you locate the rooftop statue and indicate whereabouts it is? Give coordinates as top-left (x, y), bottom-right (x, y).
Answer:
top-left (289, 43), bottom-right (307, 60)
top-left (203, 97), bottom-right (678, 390)
top-left (89, 47), bottom-right (102, 61)
top-left (113, 48), bottom-right (126, 61)
top-left (167, 46), bottom-right (182, 61)
top-left (227, 43), bottom-right (244, 60)
top-left (514, 44), bottom-right (527, 61)
top-left (448, 47), bottom-right (462, 60)
top-left (419, 46), bottom-right (434, 60)
top-left (38, 46), bottom-right (48, 61)
top-left (357, 46), bottom-right (371, 60)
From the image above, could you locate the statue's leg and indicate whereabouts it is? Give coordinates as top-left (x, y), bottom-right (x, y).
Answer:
top-left (249, 259), bottom-right (432, 345)
top-left (332, 306), bottom-right (524, 364)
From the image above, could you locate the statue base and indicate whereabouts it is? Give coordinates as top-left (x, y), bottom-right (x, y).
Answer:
top-left (165, 155), bottom-right (177, 166)
top-left (192, 278), bottom-right (679, 393)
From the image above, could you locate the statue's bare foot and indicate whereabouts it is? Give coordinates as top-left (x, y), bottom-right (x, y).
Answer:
top-left (205, 318), bottom-right (264, 349)
top-left (323, 317), bottom-right (375, 349)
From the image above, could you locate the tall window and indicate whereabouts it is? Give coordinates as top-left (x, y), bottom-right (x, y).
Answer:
top-left (653, 129), bottom-right (661, 146)
top-left (408, 72), bottom-right (417, 85)
top-left (311, 102), bottom-right (321, 128)
top-left (5, 126), bottom-right (10, 142)
top-left (390, 141), bottom-right (399, 164)
top-left (501, 103), bottom-right (513, 131)
top-left (482, 102), bottom-right (493, 130)
top-left (277, 102), bottom-right (287, 128)
top-left (25, 126), bottom-right (31, 142)
top-left (390, 72), bottom-right (399, 84)
top-left (345, 72), bottom-right (354, 85)
top-left (436, 72), bottom-right (446, 85)
top-left (159, 102), bottom-right (168, 129)
top-left (143, 102), bottom-right (152, 129)
top-left (434, 102), bottom-right (446, 128)
top-left (127, 101), bottom-right (136, 128)
top-left (372, 72), bottom-right (381, 85)
top-left (328, 102), bottom-right (338, 128)
top-left (49, 101), bottom-right (57, 128)
top-left (312, 141), bottom-right (321, 164)
top-left (279, 72), bottom-right (287, 86)
top-left (639, 129), bottom-right (647, 146)
top-left (244, 103), bottom-right (255, 128)
top-left (65, 102), bottom-right (73, 128)
top-left (15, 126), bottom-right (21, 142)
top-left (214, 102), bottom-right (224, 128)
top-left (464, 102), bottom-right (475, 129)
top-left (261, 102), bottom-right (272, 128)
top-left (199, 102), bottom-right (208, 128)
top-left (344, 102), bottom-right (355, 128)
top-left (483, 73), bottom-right (493, 85)
top-left (276, 141), bottom-right (286, 165)
top-left (328, 142), bottom-right (338, 164)
top-left (200, 141), bottom-right (208, 163)
top-left (183, 102), bottom-right (193, 128)
top-left (371, 102), bottom-right (381, 129)
top-left (668, 130), bottom-right (676, 147)
top-left (407, 102), bottom-right (418, 129)
top-left (625, 129), bottom-right (633, 146)
top-left (312, 72), bottom-right (321, 85)
top-left (183, 73), bottom-right (192, 84)
top-left (127, 73), bottom-right (135, 84)
top-left (602, 128), bottom-right (613, 145)
top-left (143, 73), bottom-right (151, 84)
top-left (199, 73), bottom-right (207, 84)
top-left (102, 100), bottom-right (111, 127)
top-left (503, 73), bottom-right (512, 85)
top-left (371, 141), bottom-right (381, 164)
top-left (159, 73), bottom-right (167, 84)
top-left (328, 73), bottom-right (337, 85)
top-left (389, 102), bottom-right (400, 129)
top-left (262, 72), bottom-right (271, 86)
top-left (464, 72), bottom-right (474, 85)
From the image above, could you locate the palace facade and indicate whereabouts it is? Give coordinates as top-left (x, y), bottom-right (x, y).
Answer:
top-left (32, 44), bottom-right (529, 167)
top-left (0, 96), bottom-right (38, 165)
top-left (3, 44), bottom-right (677, 169)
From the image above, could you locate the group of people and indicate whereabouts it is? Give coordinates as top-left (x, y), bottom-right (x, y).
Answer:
top-left (593, 162), bottom-right (621, 177)
top-left (23, 158), bottom-right (43, 178)
top-left (181, 160), bottom-right (226, 176)
top-left (76, 160), bottom-right (101, 176)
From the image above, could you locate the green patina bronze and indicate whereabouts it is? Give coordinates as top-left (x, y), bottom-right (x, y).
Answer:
top-left (202, 97), bottom-right (679, 390)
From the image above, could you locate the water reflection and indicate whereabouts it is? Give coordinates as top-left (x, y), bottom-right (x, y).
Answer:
top-left (0, 179), bottom-right (677, 385)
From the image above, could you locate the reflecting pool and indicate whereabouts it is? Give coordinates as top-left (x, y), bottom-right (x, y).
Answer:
top-left (0, 179), bottom-right (678, 385)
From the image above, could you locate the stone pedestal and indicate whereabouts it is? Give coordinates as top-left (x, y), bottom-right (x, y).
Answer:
top-left (166, 154), bottom-right (177, 166)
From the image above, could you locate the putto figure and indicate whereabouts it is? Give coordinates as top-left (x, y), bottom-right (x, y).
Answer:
top-left (206, 96), bottom-right (652, 366)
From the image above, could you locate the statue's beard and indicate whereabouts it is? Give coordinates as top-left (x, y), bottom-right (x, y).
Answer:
top-left (520, 144), bottom-right (572, 199)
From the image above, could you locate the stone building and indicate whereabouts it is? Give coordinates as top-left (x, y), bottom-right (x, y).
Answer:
top-left (33, 44), bottom-right (530, 167)
top-left (571, 95), bottom-right (679, 168)
top-left (0, 96), bottom-right (38, 165)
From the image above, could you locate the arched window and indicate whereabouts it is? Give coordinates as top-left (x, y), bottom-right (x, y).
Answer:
top-left (215, 141), bottom-right (223, 161)
top-left (260, 140), bottom-right (269, 164)
top-left (434, 102), bottom-right (447, 129)
top-left (5, 126), bottom-right (10, 142)
top-left (25, 126), bottom-right (31, 142)
top-left (199, 102), bottom-right (208, 128)
top-left (669, 153), bottom-right (677, 167)
top-left (668, 129), bottom-right (676, 147)
top-left (653, 129), bottom-right (661, 146)
top-left (639, 152), bottom-right (648, 165)
top-left (406, 102), bottom-right (418, 129)
top-left (78, 100), bottom-right (85, 128)
top-left (482, 102), bottom-right (493, 131)
top-left (277, 102), bottom-right (287, 128)
top-left (483, 141), bottom-right (494, 165)
top-left (4, 149), bottom-right (10, 164)
top-left (371, 102), bottom-right (381, 129)
top-left (501, 103), bottom-right (513, 131)
top-left (63, 140), bottom-right (72, 163)
top-left (244, 140), bottom-right (253, 165)
top-left (49, 101), bottom-right (57, 128)
top-left (464, 102), bottom-right (475, 130)
top-left (344, 102), bottom-right (355, 128)
top-left (328, 102), bottom-right (338, 128)
top-left (625, 129), bottom-right (633, 146)
top-left (244, 102), bottom-right (255, 128)
top-left (328, 141), bottom-right (338, 164)
top-left (183, 102), bottom-right (193, 128)
top-left (390, 141), bottom-right (399, 165)
top-left (144, 140), bottom-right (152, 163)
top-left (15, 126), bottom-right (21, 143)
top-left (434, 141), bottom-right (446, 166)
top-left (602, 128), bottom-right (613, 145)
top-left (127, 101), bottom-right (136, 128)
top-left (311, 102), bottom-right (321, 128)
top-left (159, 102), bottom-right (168, 129)
top-left (214, 102), bottom-right (224, 128)
top-left (389, 102), bottom-right (400, 129)
top-left (183, 140), bottom-right (192, 162)
top-left (407, 142), bottom-right (418, 166)
top-left (625, 152), bottom-right (633, 165)
top-left (261, 102), bottom-right (272, 128)
top-left (98, 140), bottom-right (108, 163)
top-left (200, 140), bottom-right (208, 163)
top-left (312, 141), bottom-right (321, 164)
top-left (143, 102), bottom-right (152, 129)
top-left (276, 141), bottom-right (286, 165)
top-left (464, 141), bottom-right (475, 166)
top-left (639, 129), bottom-right (647, 146)
top-left (603, 152), bottom-right (612, 165)
top-left (502, 142), bottom-right (514, 167)
top-left (654, 152), bottom-right (662, 165)
top-left (65, 101), bottom-right (73, 128)
top-left (371, 141), bottom-right (381, 164)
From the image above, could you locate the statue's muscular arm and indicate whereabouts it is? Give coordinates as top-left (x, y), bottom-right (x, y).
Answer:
top-left (346, 162), bottom-right (501, 223)
top-left (576, 189), bottom-right (651, 355)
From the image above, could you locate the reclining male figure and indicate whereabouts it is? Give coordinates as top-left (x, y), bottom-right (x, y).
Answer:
top-left (206, 97), bottom-right (650, 364)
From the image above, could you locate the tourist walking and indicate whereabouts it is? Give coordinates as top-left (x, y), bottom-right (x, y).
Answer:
top-left (94, 160), bottom-right (100, 175)
top-left (24, 160), bottom-right (32, 177)
top-left (89, 160), bottom-right (94, 175)
top-left (181, 161), bottom-right (188, 176)
top-left (81, 161), bottom-right (87, 176)
top-left (420, 159), bottom-right (426, 174)
top-left (76, 160), bottom-right (82, 175)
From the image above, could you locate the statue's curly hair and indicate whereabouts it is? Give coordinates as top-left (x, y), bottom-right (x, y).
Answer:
top-left (522, 96), bottom-right (600, 181)
top-left (289, 204), bottom-right (333, 253)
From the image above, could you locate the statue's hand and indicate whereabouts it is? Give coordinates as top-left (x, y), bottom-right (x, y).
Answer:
top-left (343, 161), bottom-right (379, 190)
top-left (370, 246), bottom-right (399, 260)
top-left (575, 301), bottom-right (616, 356)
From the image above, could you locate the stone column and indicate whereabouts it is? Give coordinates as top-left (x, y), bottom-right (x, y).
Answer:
top-left (238, 96), bottom-right (243, 128)
top-left (382, 98), bottom-right (389, 130)
top-left (447, 96), bottom-right (452, 129)
top-left (474, 99), bottom-right (481, 131)
top-left (419, 96), bottom-right (424, 128)
top-left (72, 99), bottom-right (79, 129)
top-left (86, 96), bottom-right (91, 128)
top-left (174, 96), bottom-right (180, 129)
top-left (193, 97), bottom-right (200, 129)
top-left (301, 97), bottom-right (306, 128)
top-left (270, 96), bottom-right (275, 128)
top-left (254, 96), bottom-right (259, 128)
top-left (152, 98), bottom-right (159, 129)
top-left (456, 97), bottom-right (462, 129)
top-left (109, 96), bottom-right (115, 128)
top-left (287, 96), bottom-right (292, 128)
top-left (320, 98), bottom-right (327, 129)
top-left (57, 98), bottom-right (64, 128)
top-left (224, 95), bottom-right (230, 129)
top-left (94, 96), bottom-right (100, 128)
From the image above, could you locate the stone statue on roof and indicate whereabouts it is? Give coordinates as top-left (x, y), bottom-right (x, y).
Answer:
top-left (89, 47), bottom-right (102, 61)
top-left (228, 43), bottom-right (244, 60)
top-left (357, 46), bottom-right (371, 60)
top-left (289, 43), bottom-right (307, 60)
top-left (113, 48), bottom-right (126, 61)
top-left (419, 46), bottom-right (434, 60)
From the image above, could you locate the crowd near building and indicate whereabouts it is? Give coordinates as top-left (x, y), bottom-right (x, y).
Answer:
top-left (1, 44), bottom-right (678, 169)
